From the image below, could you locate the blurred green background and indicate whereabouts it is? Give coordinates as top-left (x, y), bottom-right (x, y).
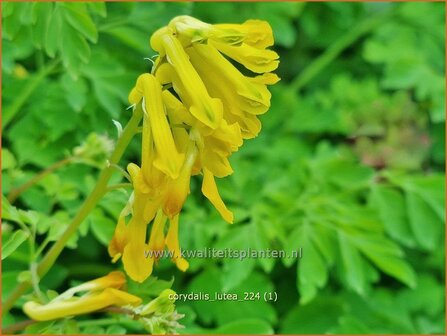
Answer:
top-left (2, 2), bottom-right (445, 334)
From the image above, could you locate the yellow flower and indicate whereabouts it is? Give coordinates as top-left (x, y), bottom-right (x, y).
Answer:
top-left (151, 27), bottom-right (223, 130)
top-left (122, 215), bottom-right (154, 283)
top-left (165, 214), bottom-right (189, 271)
top-left (213, 19), bottom-right (274, 48)
top-left (190, 43), bottom-right (273, 115)
top-left (23, 272), bottom-right (141, 321)
top-left (135, 74), bottom-right (185, 180)
top-left (202, 168), bottom-right (233, 224)
top-left (210, 40), bottom-right (279, 74)
top-left (169, 16), bottom-right (274, 49)
top-left (110, 15), bottom-right (278, 283)
top-left (108, 202), bottom-right (131, 262)
top-left (163, 142), bottom-right (198, 218)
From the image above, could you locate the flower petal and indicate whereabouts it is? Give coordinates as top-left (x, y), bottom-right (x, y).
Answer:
top-left (210, 40), bottom-right (279, 74)
top-left (165, 215), bottom-right (189, 271)
top-left (201, 168), bottom-right (233, 223)
top-left (136, 73), bottom-right (185, 179)
top-left (152, 31), bottom-right (223, 129)
top-left (163, 143), bottom-right (197, 218)
top-left (213, 19), bottom-right (274, 48)
top-left (122, 216), bottom-right (154, 283)
top-left (191, 44), bottom-right (271, 115)
top-left (24, 288), bottom-right (141, 321)
top-left (147, 210), bottom-right (167, 254)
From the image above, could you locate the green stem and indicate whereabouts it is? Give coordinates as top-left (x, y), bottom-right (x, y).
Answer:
top-left (105, 183), bottom-right (132, 192)
top-left (2, 104), bottom-right (143, 316)
top-left (290, 9), bottom-right (392, 92)
top-left (3, 59), bottom-right (60, 129)
top-left (77, 318), bottom-right (120, 328)
top-left (7, 156), bottom-right (75, 204)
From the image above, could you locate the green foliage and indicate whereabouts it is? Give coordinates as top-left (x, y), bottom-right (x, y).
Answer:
top-left (2, 2), bottom-right (445, 335)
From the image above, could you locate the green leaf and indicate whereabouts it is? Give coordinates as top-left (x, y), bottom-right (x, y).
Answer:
top-left (330, 316), bottom-right (372, 333)
top-left (44, 6), bottom-right (62, 57)
top-left (61, 73), bottom-right (88, 112)
top-left (1, 195), bottom-right (22, 223)
top-left (61, 3), bottom-right (98, 43)
top-left (298, 239), bottom-right (328, 304)
top-left (31, 2), bottom-right (52, 49)
top-left (25, 321), bottom-right (56, 334)
top-left (88, 208), bottom-right (115, 246)
top-left (2, 230), bottom-right (30, 260)
top-left (60, 24), bottom-right (91, 76)
top-left (82, 53), bottom-right (133, 117)
top-left (103, 26), bottom-right (149, 54)
top-left (87, 2), bottom-right (107, 18)
top-left (188, 268), bottom-right (277, 327)
top-left (360, 245), bottom-right (416, 288)
top-left (214, 225), bottom-right (256, 291)
top-left (105, 325), bottom-right (126, 334)
top-left (406, 191), bottom-right (443, 251)
top-left (1, 149), bottom-right (17, 170)
top-left (325, 161), bottom-right (375, 189)
top-left (339, 233), bottom-right (367, 295)
top-left (281, 297), bottom-right (345, 333)
top-left (370, 185), bottom-right (416, 247)
top-left (214, 319), bottom-right (273, 334)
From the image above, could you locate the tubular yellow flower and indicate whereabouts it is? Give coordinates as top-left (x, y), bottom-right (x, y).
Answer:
top-left (25, 288), bottom-right (141, 321)
top-left (213, 19), bottom-right (274, 48)
top-left (150, 28), bottom-right (223, 129)
top-left (191, 43), bottom-right (272, 115)
top-left (108, 206), bottom-right (130, 262)
top-left (147, 209), bottom-right (167, 255)
top-left (162, 90), bottom-right (194, 127)
top-left (122, 215), bottom-right (154, 283)
top-left (210, 40), bottom-right (279, 74)
top-left (187, 47), bottom-right (263, 139)
top-left (163, 142), bottom-right (198, 218)
top-left (165, 214), bottom-right (189, 271)
top-left (169, 16), bottom-right (275, 49)
top-left (23, 272), bottom-right (141, 321)
top-left (137, 74), bottom-right (185, 180)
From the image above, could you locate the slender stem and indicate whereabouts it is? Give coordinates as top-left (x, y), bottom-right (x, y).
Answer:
top-left (7, 157), bottom-right (75, 204)
top-left (2, 104), bottom-right (143, 316)
top-left (3, 59), bottom-right (61, 128)
top-left (290, 9), bottom-right (392, 92)
top-left (34, 237), bottom-right (50, 259)
top-left (30, 263), bottom-right (45, 303)
top-left (2, 319), bottom-right (35, 334)
top-left (105, 183), bottom-right (132, 192)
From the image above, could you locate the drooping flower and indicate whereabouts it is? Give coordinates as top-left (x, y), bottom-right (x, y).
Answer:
top-left (109, 15), bottom-right (279, 282)
top-left (23, 272), bottom-right (141, 321)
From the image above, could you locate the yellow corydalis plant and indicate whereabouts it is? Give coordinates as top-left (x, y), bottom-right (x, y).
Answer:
top-left (23, 272), bottom-right (141, 321)
top-left (109, 15), bottom-right (280, 283)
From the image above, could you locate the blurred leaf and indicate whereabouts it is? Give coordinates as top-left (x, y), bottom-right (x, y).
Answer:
top-left (214, 225), bottom-right (255, 291)
top-left (406, 191), bottom-right (443, 251)
top-left (2, 230), bottom-right (30, 260)
top-left (214, 319), bottom-right (273, 334)
top-left (1, 149), bottom-right (17, 171)
top-left (61, 3), bottom-right (98, 43)
top-left (88, 208), bottom-right (115, 246)
top-left (281, 297), bottom-right (344, 333)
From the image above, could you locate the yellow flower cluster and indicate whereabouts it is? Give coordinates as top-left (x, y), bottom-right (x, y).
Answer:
top-left (24, 272), bottom-right (141, 321)
top-left (109, 15), bottom-right (279, 282)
